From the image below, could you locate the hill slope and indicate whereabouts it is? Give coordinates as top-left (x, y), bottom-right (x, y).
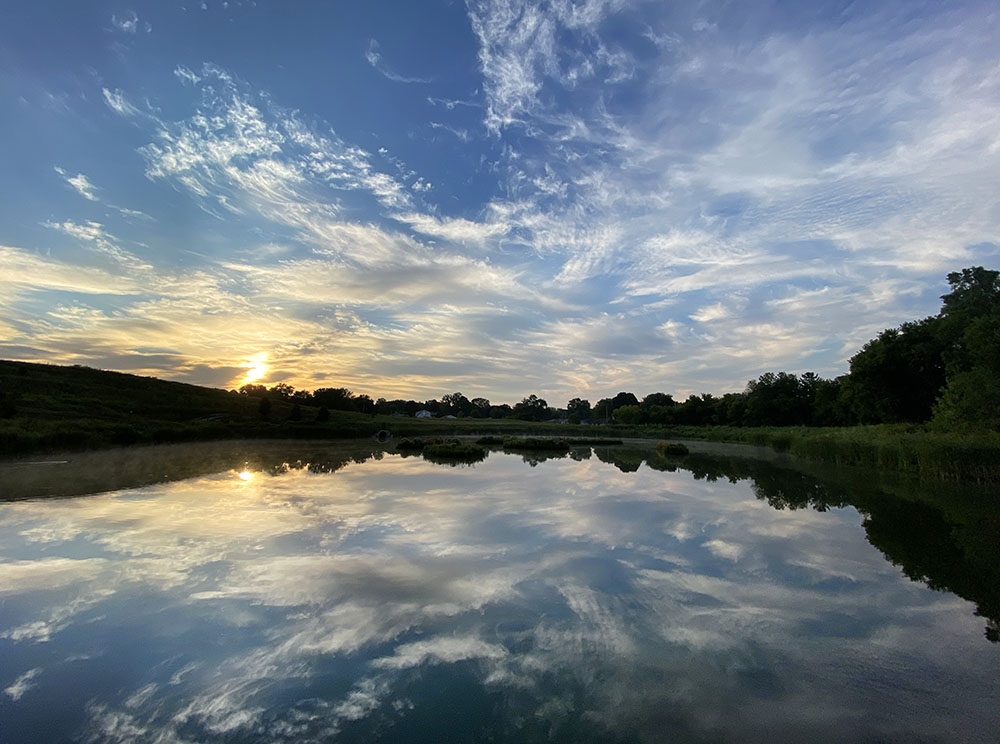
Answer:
top-left (0, 360), bottom-right (339, 454)
top-left (1, 359), bottom-right (258, 423)
top-left (0, 360), bottom-right (563, 456)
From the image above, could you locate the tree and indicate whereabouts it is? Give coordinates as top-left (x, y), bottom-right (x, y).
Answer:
top-left (845, 318), bottom-right (946, 423)
top-left (812, 376), bottom-right (848, 426)
top-left (941, 266), bottom-right (1000, 321)
top-left (470, 397), bottom-right (491, 418)
top-left (512, 394), bottom-right (548, 421)
top-left (933, 313), bottom-right (1000, 430)
top-left (442, 392), bottom-right (471, 417)
top-left (566, 397), bottom-right (591, 423)
top-left (270, 382), bottom-right (295, 399)
top-left (611, 391), bottom-right (639, 411)
top-left (354, 394), bottom-right (375, 414)
top-left (313, 387), bottom-right (355, 411)
top-left (615, 405), bottom-right (643, 424)
top-left (490, 403), bottom-right (513, 418)
top-left (641, 392), bottom-right (675, 409)
top-left (258, 397), bottom-right (271, 419)
top-left (938, 266), bottom-right (1000, 375)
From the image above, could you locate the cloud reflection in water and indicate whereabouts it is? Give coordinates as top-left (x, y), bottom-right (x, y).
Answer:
top-left (0, 448), bottom-right (997, 743)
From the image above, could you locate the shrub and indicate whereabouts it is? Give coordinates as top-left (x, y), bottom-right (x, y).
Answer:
top-left (422, 442), bottom-right (487, 461)
top-left (657, 441), bottom-right (690, 456)
top-left (502, 437), bottom-right (571, 451)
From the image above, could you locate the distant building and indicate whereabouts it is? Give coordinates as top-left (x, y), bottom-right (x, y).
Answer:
top-left (443, 414), bottom-right (457, 419)
top-left (414, 410), bottom-right (434, 418)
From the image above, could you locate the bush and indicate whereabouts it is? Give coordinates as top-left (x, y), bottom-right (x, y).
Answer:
top-left (502, 437), bottom-right (571, 451)
top-left (422, 442), bottom-right (487, 461)
top-left (657, 441), bottom-right (690, 456)
top-left (395, 437), bottom-right (429, 450)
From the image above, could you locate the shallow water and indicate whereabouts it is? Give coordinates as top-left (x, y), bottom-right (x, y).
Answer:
top-left (1, 442), bottom-right (998, 743)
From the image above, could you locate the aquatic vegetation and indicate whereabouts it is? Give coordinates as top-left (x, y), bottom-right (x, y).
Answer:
top-left (394, 437), bottom-right (430, 450)
top-left (501, 436), bottom-right (571, 452)
top-left (657, 441), bottom-right (690, 456)
top-left (422, 441), bottom-right (487, 464)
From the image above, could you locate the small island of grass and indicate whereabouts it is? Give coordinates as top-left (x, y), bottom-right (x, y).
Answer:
top-left (657, 441), bottom-right (690, 456)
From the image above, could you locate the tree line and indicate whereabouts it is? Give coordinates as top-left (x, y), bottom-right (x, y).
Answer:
top-left (236, 266), bottom-right (1000, 431)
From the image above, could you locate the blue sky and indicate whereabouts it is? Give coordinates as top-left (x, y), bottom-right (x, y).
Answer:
top-left (1, 0), bottom-right (998, 402)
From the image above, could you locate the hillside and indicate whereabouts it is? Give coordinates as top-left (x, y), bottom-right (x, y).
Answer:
top-left (0, 360), bottom-right (328, 454)
top-left (0, 360), bottom-right (574, 456)
top-left (0, 359), bottom-right (260, 422)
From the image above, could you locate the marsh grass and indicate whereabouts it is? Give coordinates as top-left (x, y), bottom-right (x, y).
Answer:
top-left (668, 425), bottom-right (1000, 484)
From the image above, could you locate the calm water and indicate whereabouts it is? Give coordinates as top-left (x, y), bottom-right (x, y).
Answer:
top-left (1, 441), bottom-right (998, 743)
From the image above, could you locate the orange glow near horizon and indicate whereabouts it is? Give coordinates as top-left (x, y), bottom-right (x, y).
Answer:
top-left (241, 353), bottom-right (268, 384)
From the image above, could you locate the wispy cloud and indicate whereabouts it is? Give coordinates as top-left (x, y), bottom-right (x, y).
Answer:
top-left (4, 2), bottom-right (999, 400)
top-left (4, 668), bottom-right (41, 701)
top-left (365, 39), bottom-right (432, 84)
top-left (102, 87), bottom-right (141, 117)
top-left (110, 10), bottom-right (149, 34)
top-left (54, 166), bottom-right (99, 201)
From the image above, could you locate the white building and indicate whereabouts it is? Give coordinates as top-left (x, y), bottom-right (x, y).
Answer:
top-left (414, 410), bottom-right (433, 418)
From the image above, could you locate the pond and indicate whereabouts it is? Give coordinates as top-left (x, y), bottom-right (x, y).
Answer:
top-left (1, 440), bottom-right (998, 743)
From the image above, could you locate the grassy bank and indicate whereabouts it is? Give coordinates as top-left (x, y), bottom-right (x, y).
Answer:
top-left (3, 360), bottom-right (998, 484)
top-left (664, 424), bottom-right (1000, 485)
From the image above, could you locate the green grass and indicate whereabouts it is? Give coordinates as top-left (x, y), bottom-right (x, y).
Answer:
top-left (666, 424), bottom-right (1000, 484)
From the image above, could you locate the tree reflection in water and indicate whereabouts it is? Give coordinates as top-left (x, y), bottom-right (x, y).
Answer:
top-left (591, 445), bottom-right (1000, 644)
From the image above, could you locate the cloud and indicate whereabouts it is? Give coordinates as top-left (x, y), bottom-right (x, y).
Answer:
top-left (364, 39), bottom-right (432, 84)
top-left (4, 452), bottom-right (993, 741)
top-left (396, 212), bottom-right (509, 244)
top-left (54, 167), bottom-right (99, 201)
top-left (429, 121), bottom-right (473, 142)
top-left (42, 220), bottom-right (149, 269)
top-left (110, 10), bottom-right (148, 34)
top-left (466, 0), bottom-right (630, 132)
top-left (102, 87), bottom-right (141, 117)
top-left (9, 2), bottom-right (1000, 402)
top-left (4, 668), bottom-right (41, 701)
top-left (0, 244), bottom-right (141, 295)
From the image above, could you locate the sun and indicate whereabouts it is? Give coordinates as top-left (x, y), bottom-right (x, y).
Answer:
top-left (242, 353), bottom-right (268, 384)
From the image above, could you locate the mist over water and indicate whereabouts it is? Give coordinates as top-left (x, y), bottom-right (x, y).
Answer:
top-left (1, 442), bottom-right (997, 743)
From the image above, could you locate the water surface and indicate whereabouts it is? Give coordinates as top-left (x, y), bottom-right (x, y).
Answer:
top-left (1, 441), bottom-right (997, 743)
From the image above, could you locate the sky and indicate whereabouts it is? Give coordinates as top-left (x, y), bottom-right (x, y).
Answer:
top-left (1, 0), bottom-right (998, 404)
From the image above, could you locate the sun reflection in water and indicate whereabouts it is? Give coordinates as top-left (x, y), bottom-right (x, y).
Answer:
top-left (238, 470), bottom-right (254, 481)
